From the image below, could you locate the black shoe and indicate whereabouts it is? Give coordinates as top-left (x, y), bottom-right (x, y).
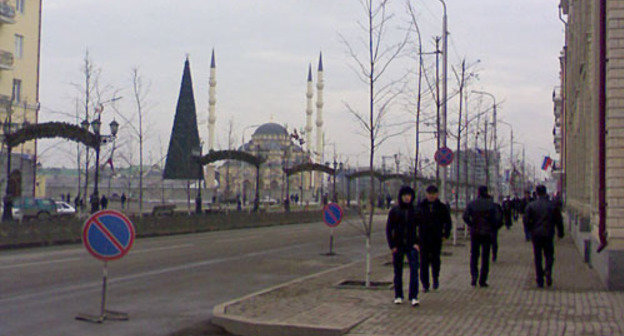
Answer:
top-left (537, 282), bottom-right (544, 288)
top-left (423, 288), bottom-right (430, 293)
top-left (546, 275), bottom-right (553, 287)
top-left (433, 280), bottom-right (439, 290)
top-left (479, 282), bottom-right (489, 288)
top-left (492, 257), bottom-right (497, 262)
top-left (471, 279), bottom-right (477, 287)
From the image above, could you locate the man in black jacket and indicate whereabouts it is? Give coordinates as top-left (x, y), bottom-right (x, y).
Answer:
top-left (463, 186), bottom-right (499, 287)
top-left (416, 185), bottom-right (451, 291)
top-left (386, 185), bottom-right (421, 306)
top-left (524, 185), bottom-right (564, 288)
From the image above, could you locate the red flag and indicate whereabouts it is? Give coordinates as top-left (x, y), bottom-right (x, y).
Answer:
top-left (103, 157), bottom-right (115, 174)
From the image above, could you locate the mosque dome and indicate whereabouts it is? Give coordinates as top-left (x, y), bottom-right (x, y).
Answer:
top-left (253, 123), bottom-right (288, 137)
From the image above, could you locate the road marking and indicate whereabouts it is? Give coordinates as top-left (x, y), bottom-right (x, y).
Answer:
top-left (0, 244), bottom-right (194, 269)
top-left (0, 257), bottom-right (82, 270)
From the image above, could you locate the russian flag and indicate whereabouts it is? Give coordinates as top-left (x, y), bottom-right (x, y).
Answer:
top-left (541, 156), bottom-right (553, 171)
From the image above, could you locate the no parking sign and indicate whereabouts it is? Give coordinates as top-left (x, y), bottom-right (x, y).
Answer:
top-left (82, 210), bottom-right (135, 261)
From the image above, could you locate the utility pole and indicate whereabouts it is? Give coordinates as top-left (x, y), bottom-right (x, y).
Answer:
top-left (435, 36), bottom-right (441, 183)
top-left (454, 60), bottom-right (466, 211)
top-left (440, 0), bottom-right (449, 203)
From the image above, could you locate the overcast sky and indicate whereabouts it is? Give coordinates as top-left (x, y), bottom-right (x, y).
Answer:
top-left (38, 0), bottom-right (564, 178)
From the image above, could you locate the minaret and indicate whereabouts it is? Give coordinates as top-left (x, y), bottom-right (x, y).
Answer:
top-left (315, 52), bottom-right (324, 164)
top-left (305, 64), bottom-right (314, 154)
top-left (208, 49), bottom-right (217, 150)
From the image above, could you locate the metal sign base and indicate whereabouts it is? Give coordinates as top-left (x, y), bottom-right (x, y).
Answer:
top-left (76, 261), bottom-right (129, 323)
top-left (76, 310), bottom-right (129, 323)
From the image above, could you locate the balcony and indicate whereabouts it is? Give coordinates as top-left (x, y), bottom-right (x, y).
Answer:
top-left (0, 2), bottom-right (15, 24)
top-left (0, 49), bottom-right (14, 70)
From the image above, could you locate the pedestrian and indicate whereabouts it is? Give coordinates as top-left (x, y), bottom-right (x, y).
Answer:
top-left (74, 194), bottom-right (80, 210)
top-left (100, 195), bottom-right (108, 209)
top-left (416, 185), bottom-right (451, 292)
top-left (120, 193), bottom-right (127, 209)
top-left (463, 186), bottom-right (499, 288)
top-left (524, 185), bottom-right (564, 288)
top-left (89, 194), bottom-right (98, 213)
top-left (386, 194), bottom-right (392, 209)
top-left (491, 201), bottom-right (504, 262)
top-left (520, 190), bottom-right (534, 241)
top-left (386, 185), bottom-right (421, 307)
top-left (502, 197), bottom-right (513, 229)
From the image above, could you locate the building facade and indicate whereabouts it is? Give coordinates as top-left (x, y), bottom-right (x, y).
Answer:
top-left (0, 0), bottom-right (42, 198)
top-left (0, 0), bottom-right (41, 156)
top-left (559, 0), bottom-right (624, 289)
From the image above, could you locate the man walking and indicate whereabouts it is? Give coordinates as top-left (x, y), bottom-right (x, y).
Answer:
top-left (416, 185), bottom-right (451, 292)
top-left (386, 185), bottom-right (421, 306)
top-left (463, 186), bottom-right (499, 287)
top-left (524, 185), bottom-right (564, 288)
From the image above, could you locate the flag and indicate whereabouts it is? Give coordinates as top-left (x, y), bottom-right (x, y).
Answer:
top-left (103, 157), bottom-right (115, 174)
top-left (541, 156), bottom-right (553, 171)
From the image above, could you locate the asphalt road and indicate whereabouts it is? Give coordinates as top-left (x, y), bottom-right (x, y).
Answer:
top-left (0, 216), bottom-right (388, 336)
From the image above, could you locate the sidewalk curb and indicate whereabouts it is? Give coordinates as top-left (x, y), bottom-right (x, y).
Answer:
top-left (212, 256), bottom-right (383, 336)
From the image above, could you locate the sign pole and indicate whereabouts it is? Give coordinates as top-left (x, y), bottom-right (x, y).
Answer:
top-left (77, 210), bottom-right (133, 323)
top-left (100, 261), bottom-right (108, 319)
top-left (328, 227), bottom-right (335, 256)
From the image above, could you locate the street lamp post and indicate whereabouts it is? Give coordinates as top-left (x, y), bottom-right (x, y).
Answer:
top-left (499, 120), bottom-right (514, 196)
top-left (332, 159), bottom-right (338, 202)
top-left (191, 145), bottom-right (203, 214)
top-left (472, 90), bottom-right (498, 198)
top-left (84, 116), bottom-right (119, 214)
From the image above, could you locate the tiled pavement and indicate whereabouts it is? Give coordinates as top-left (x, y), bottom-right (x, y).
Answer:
top-left (213, 222), bottom-right (624, 336)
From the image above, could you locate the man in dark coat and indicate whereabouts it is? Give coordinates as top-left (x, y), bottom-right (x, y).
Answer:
top-left (416, 185), bottom-right (451, 291)
top-left (491, 201), bottom-right (504, 262)
top-left (524, 185), bottom-right (564, 288)
top-left (463, 186), bottom-right (499, 287)
top-left (386, 185), bottom-right (421, 307)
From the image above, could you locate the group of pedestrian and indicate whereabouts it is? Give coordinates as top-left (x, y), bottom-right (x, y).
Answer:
top-left (386, 183), bottom-right (565, 307)
top-left (386, 185), bottom-right (451, 307)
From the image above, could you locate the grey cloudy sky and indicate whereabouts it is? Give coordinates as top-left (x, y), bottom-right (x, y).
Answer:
top-left (38, 0), bottom-right (564, 177)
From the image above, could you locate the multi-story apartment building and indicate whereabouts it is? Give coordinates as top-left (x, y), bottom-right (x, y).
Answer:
top-left (559, 0), bottom-right (624, 289)
top-left (0, 0), bottom-right (42, 196)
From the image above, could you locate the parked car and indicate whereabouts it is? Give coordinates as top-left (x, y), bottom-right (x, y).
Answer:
top-left (12, 197), bottom-right (59, 220)
top-left (55, 201), bottom-right (76, 217)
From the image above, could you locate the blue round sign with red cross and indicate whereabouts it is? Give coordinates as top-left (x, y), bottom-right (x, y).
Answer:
top-left (82, 210), bottom-right (135, 261)
top-left (323, 203), bottom-right (343, 228)
top-left (434, 146), bottom-right (454, 167)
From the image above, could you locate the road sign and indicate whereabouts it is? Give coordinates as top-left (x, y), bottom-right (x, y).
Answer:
top-left (434, 147), bottom-right (454, 167)
top-left (323, 203), bottom-right (343, 228)
top-left (82, 210), bottom-right (135, 261)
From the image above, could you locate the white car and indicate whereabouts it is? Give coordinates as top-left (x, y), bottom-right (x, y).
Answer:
top-left (55, 201), bottom-right (76, 217)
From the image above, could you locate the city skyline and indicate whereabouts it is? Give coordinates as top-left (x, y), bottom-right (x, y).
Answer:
top-left (37, 0), bottom-right (563, 177)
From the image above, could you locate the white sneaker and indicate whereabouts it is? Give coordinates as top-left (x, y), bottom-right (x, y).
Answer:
top-left (393, 297), bottom-right (403, 304)
top-left (411, 299), bottom-right (420, 306)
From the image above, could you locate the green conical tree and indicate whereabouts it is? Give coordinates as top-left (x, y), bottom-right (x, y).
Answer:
top-left (163, 57), bottom-right (203, 180)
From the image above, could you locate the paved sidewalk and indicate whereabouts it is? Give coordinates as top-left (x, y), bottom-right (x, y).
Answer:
top-left (213, 222), bottom-right (624, 336)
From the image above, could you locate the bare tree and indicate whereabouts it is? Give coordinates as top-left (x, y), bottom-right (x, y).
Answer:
top-left (341, 0), bottom-right (410, 287)
top-left (131, 68), bottom-right (150, 215)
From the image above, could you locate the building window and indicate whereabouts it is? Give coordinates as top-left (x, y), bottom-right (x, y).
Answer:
top-left (12, 79), bottom-right (21, 103)
top-left (16, 0), bottom-right (24, 14)
top-left (15, 35), bottom-right (23, 59)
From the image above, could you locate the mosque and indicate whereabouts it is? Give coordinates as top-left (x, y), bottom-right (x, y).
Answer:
top-left (206, 52), bottom-right (327, 203)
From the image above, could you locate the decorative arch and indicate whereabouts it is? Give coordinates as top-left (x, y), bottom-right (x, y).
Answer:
top-left (282, 163), bottom-right (335, 211)
top-left (4, 122), bottom-right (98, 148)
top-left (197, 150), bottom-right (266, 211)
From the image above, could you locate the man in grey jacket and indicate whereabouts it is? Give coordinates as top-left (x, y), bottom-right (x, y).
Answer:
top-left (524, 185), bottom-right (564, 288)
